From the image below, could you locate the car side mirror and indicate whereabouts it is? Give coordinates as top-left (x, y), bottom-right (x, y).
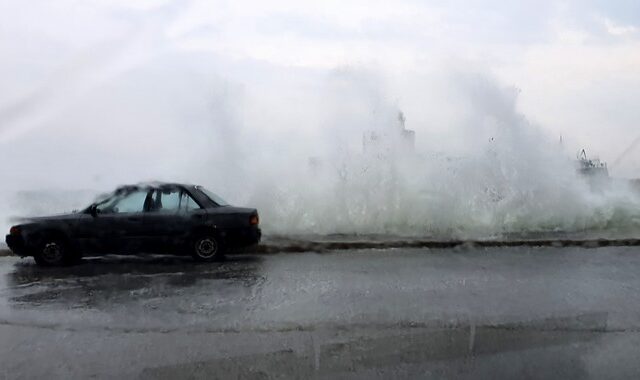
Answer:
top-left (89, 205), bottom-right (98, 217)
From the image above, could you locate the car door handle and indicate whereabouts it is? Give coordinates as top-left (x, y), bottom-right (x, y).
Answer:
top-left (127, 217), bottom-right (142, 222)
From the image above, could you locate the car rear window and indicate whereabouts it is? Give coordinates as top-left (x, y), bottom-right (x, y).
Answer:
top-left (196, 186), bottom-right (229, 206)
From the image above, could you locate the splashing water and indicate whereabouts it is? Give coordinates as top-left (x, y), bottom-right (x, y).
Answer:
top-left (239, 72), bottom-right (640, 239)
top-left (248, 120), bottom-right (640, 239)
top-left (1, 60), bottom-right (639, 241)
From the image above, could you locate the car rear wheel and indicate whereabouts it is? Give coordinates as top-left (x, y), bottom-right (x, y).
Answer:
top-left (192, 235), bottom-right (225, 261)
top-left (33, 238), bottom-right (72, 266)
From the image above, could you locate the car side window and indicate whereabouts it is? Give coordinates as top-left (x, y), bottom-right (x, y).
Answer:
top-left (98, 190), bottom-right (148, 214)
top-left (180, 192), bottom-right (201, 212)
top-left (148, 189), bottom-right (181, 213)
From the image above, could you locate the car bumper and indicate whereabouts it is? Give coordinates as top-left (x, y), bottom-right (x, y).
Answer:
top-left (222, 227), bottom-right (261, 248)
top-left (5, 234), bottom-right (27, 256)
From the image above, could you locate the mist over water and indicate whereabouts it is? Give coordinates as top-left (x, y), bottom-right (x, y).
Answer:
top-left (1, 54), bottom-right (639, 240)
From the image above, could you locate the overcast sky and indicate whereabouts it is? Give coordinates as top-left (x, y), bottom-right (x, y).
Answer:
top-left (1, 0), bottom-right (639, 192)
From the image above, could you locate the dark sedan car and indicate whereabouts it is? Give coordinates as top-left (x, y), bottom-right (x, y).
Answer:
top-left (5, 183), bottom-right (261, 266)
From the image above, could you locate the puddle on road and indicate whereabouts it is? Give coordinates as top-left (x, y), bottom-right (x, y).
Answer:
top-left (1, 255), bottom-right (266, 311)
top-left (0, 248), bottom-right (635, 337)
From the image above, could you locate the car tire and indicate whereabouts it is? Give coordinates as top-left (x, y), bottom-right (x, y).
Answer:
top-left (192, 234), bottom-right (225, 262)
top-left (33, 237), bottom-right (72, 267)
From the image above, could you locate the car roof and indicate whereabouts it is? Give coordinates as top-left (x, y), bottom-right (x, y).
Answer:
top-left (114, 182), bottom-right (197, 192)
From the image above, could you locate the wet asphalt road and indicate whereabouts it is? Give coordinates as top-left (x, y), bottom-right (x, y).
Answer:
top-left (1, 246), bottom-right (640, 379)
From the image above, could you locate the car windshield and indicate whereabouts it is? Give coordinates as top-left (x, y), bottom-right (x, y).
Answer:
top-left (197, 186), bottom-right (229, 206)
top-left (91, 191), bottom-right (116, 206)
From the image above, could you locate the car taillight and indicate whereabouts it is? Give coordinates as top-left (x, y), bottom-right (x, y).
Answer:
top-left (249, 214), bottom-right (259, 225)
top-left (9, 226), bottom-right (20, 235)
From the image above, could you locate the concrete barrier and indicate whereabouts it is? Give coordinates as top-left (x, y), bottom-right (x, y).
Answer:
top-left (253, 237), bottom-right (640, 254)
top-left (2, 237), bottom-right (638, 257)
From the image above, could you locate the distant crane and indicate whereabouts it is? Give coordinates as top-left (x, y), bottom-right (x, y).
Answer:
top-left (612, 134), bottom-right (640, 168)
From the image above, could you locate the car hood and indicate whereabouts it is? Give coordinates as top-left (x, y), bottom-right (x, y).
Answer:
top-left (20, 212), bottom-right (85, 224)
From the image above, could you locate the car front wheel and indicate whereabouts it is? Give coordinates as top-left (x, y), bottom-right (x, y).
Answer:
top-left (33, 238), bottom-right (72, 266)
top-left (192, 235), bottom-right (225, 261)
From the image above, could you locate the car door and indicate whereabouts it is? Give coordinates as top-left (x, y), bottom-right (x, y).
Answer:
top-left (142, 187), bottom-right (203, 253)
